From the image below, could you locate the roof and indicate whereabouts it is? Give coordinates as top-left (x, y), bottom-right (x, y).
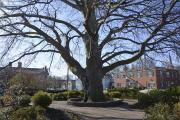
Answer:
top-left (0, 64), bottom-right (48, 76)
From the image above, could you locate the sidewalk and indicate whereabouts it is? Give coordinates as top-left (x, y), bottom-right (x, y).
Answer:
top-left (49, 100), bottom-right (145, 120)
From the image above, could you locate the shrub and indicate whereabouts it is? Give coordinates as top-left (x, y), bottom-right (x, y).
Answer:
top-left (35, 106), bottom-right (46, 115)
top-left (10, 106), bottom-right (48, 120)
top-left (109, 91), bottom-right (121, 98)
top-left (106, 88), bottom-right (139, 99)
top-left (104, 92), bottom-right (110, 98)
top-left (138, 90), bottom-right (164, 107)
top-left (65, 90), bottom-right (84, 98)
top-left (145, 102), bottom-right (180, 120)
top-left (145, 103), bottom-right (172, 120)
top-left (173, 102), bottom-right (180, 120)
top-left (138, 88), bottom-right (180, 107)
top-left (53, 93), bottom-right (67, 101)
top-left (10, 107), bottom-right (37, 120)
top-left (18, 95), bottom-right (31, 107)
top-left (167, 86), bottom-right (180, 95)
top-left (32, 91), bottom-right (52, 108)
top-left (50, 90), bottom-right (84, 100)
top-left (2, 95), bottom-right (16, 106)
top-left (137, 93), bottom-right (153, 107)
top-left (0, 106), bottom-right (14, 120)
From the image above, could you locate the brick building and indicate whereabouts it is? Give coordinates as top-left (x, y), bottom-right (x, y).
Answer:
top-left (0, 62), bottom-right (49, 94)
top-left (0, 62), bottom-right (77, 95)
top-left (114, 66), bottom-right (180, 89)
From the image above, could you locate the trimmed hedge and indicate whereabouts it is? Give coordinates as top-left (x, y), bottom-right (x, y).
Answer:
top-left (32, 91), bottom-right (52, 108)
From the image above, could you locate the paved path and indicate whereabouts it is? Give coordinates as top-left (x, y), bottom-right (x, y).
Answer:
top-left (49, 100), bottom-right (145, 120)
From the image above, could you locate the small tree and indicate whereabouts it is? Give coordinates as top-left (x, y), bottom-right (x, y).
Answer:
top-left (9, 72), bottom-right (43, 95)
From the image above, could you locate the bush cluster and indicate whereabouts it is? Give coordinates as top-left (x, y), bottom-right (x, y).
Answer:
top-left (52, 90), bottom-right (84, 101)
top-left (32, 91), bottom-right (52, 108)
top-left (65, 90), bottom-right (84, 98)
top-left (108, 91), bottom-right (121, 98)
top-left (105, 88), bottom-right (139, 99)
top-left (0, 106), bottom-right (15, 120)
top-left (145, 102), bottom-right (180, 120)
top-left (10, 106), bottom-right (48, 120)
top-left (51, 89), bottom-right (138, 101)
top-left (0, 95), bottom-right (17, 106)
top-left (138, 86), bottom-right (180, 107)
top-left (53, 92), bottom-right (67, 101)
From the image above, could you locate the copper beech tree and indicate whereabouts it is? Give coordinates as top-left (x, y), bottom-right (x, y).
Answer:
top-left (0, 0), bottom-right (179, 102)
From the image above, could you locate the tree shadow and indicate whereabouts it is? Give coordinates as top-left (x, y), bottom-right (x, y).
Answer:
top-left (45, 108), bottom-right (80, 120)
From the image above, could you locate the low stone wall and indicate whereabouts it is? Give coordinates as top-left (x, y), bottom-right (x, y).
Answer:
top-left (67, 98), bottom-right (125, 107)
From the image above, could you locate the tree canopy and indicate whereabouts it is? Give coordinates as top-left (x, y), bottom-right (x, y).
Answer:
top-left (0, 0), bottom-right (179, 101)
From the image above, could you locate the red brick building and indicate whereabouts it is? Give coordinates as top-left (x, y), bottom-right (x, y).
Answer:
top-left (114, 67), bottom-right (180, 89)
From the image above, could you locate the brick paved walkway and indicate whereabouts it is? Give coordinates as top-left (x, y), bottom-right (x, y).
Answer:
top-left (49, 100), bottom-right (145, 120)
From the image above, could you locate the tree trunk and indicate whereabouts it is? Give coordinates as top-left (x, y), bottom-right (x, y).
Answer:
top-left (86, 58), bottom-right (106, 102)
top-left (87, 73), bottom-right (105, 102)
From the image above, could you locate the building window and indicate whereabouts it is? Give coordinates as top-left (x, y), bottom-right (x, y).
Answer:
top-left (147, 80), bottom-right (156, 89)
top-left (127, 72), bottom-right (134, 77)
top-left (160, 71), bottom-right (163, 77)
top-left (137, 72), bottom-right (142, 78)
top-left (130, 72), bottom-right (134, 77)
top-left (147, 70), bottom-right (154, 77)
top-left (166, 71), bottom-right (170, 78)
top-left (161, 81), bottom-right (164, 87)
top-left (171, 82), bottom-right (174, 85)
top-left (122, 74), bottom-right (126, 78)
top-left (117, 83), bottom-right (121, 87)
top-left (174, 72), bottom-right (178, 78)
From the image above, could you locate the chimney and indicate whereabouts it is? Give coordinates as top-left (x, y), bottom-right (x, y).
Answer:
top-left (18, 62), bottom-right (22, 68)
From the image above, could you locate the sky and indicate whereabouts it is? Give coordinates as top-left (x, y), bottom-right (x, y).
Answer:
top-left (0, 0), bottom-right (82, 77)
top-left (10, 55), bottom-right (70, 77)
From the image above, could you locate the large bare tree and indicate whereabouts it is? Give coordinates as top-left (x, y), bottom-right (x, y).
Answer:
top-left (0, 0), bottom-right (179, 102)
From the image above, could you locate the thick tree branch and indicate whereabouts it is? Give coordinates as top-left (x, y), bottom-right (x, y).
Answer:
top-left (103, 43), bottom-right (146, 73)
top-left (0, 13), bottom-right (84, 37)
